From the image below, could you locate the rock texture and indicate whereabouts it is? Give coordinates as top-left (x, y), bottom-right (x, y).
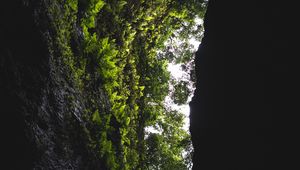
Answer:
top-left (190, 1), bottom-right (299, 169)
top-left (0, 1), bottom-right (105, 169)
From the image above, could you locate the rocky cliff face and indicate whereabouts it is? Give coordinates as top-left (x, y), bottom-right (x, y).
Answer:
top-left (0, 1), bottom-right (106, 169)
top-left (190, 1), bottom-right (299, 169)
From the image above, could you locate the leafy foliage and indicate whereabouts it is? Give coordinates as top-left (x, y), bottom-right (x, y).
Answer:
top-left (145, 110), bottom-right (193, 170)
top-left (47, 0), bottom-right (207, 169)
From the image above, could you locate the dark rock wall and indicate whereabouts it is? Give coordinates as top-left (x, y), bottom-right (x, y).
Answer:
top-left (0, 1), bottom-right (105, 169)
top-left (190, 1), bottom-right (299, 169)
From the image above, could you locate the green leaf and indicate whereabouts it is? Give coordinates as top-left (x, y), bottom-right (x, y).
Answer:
top-left (125, 117), bottom-right (130, 126)
top-left (118, 1), bottom-right (127, 10)
top-left (92, 109), bottom-right (101, 124)
top-left (101, 37), bottom-right (109, 49)
top-left (93, 0), bottom-right (105, 14)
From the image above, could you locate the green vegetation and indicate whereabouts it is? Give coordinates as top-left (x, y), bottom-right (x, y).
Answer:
top-left (46, 0), bottom-right (206, 169)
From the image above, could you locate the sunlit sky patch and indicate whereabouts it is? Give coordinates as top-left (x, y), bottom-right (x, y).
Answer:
top-left (165, 66), bottom-right (193, 131)
top-left (167, 31), bottom-right (202, 131)
top-left (146, 18), bottom-right (203, 134)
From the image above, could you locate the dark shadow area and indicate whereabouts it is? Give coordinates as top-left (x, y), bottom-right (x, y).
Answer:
top-left (0, 1), bottom-right (46, 169)
top-left (0, 88), bottom-right (35, 170)
top-left (190, 1), bottom-right (299, 169)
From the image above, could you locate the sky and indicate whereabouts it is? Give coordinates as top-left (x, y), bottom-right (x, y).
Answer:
top-left (167, 47), bottom-right (199, 131)
top-left (146, 18), bottom-right (203, 133)
top-left (166, 28), bottom-right (202, 131)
